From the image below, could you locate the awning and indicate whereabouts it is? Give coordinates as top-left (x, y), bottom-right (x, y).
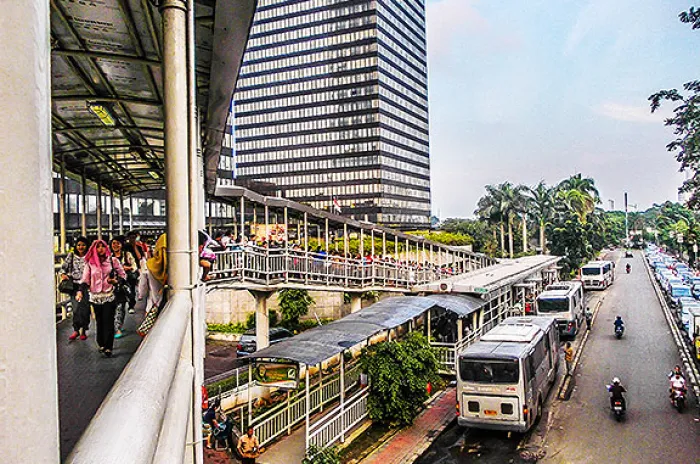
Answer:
top-left (250, 296), bottom-right (440, 366)
top-left (423, 294), bottom-right (487, 318)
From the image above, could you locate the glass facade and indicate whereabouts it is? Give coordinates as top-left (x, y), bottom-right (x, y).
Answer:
top-left (222, 0), bottom-right (431, 229)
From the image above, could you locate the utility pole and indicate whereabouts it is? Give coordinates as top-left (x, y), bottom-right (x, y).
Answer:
top-left (608, 199), bottom-right (614, 210)
top-left (624, 193), bottom-right (629, 244)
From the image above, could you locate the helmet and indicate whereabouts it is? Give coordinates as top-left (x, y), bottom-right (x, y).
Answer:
top-left (613, 377), bottom-right (620, 384)
top-left (616, 316), bottom-right (622, 320)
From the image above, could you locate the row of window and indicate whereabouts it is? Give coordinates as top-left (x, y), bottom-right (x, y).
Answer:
top-left (236, 87), bottom-right (378, 126)
top-left (379, 85), bottom-right (428, 122)
top-left (238, 54), bottom-right (377, 87)
top-left (252, 2), bottom-right (374, 36)
top-left (376, 1), bottom-right (425, 44)
top-left (256, 0), bottom-right (374, 22)
top-left (245, 32), bottom-right (375, 64)
top-left (376, 16), bottom-right (427, 66)
top-left (238, 157), bottom-right (380, 177)
top-left (382, 183), bottom-right (431, 200)
top-left (381, 169), bottom-right (430, 188)
top-left (248, 14), bottom-right (375, 48)
top-left (243, 45), bottom-right (375, 76)
top-left (236, 72), bottom-right (376, 103)
top-left (378, 62), bottom-right (428, 106)
top-left (237, 120), bottom-right (377, 151)
top-left (377, 213), bottom-right (431, 225)
top-left (283, 182), bottom-right (381, 198)
top-left (236, 113), bottom-right (378, 139)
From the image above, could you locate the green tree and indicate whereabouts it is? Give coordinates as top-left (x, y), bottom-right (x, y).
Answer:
top-left (649, 8), bottom-right (700, 207)
top-left (526, 181), bottom-right (554, 253)
top-left (277, 289), bottom-right (315, 330)
top-left (475, 184), bottom-right (507, 256)
top-left (302, 445), bottom-right (341, 464)
top-left (440, 218), bottom-right (497, 254)
top-left (359, 332), bottom-right (441, 426)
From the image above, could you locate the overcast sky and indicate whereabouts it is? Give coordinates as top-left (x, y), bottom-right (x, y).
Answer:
top-left (425, 0), bottom-right (699, 218)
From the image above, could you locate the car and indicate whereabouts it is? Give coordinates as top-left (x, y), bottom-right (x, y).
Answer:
top-left (236, 327), bottom-right (294, 356)
top-left (624, 250), bottom-right (633, 258)
top-left (668, 284), bottom-right (692, 307)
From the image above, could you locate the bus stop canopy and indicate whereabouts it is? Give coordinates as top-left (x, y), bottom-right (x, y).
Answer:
top-left (50, 0), bottom-right (256, 194)
top-left (423, 294), bottom-right (487, 318)
top-left (250, 296), bottom-right (442, 366)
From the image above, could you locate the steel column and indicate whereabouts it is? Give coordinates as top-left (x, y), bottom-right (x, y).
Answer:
top-left (119, 191), bottom-right (125, 235)
top-left (96, 177), bottom-right (103, 239)
top-left (59, 157), bottom-right (67, 252)
top-left (81, 170), bottom-right (87, 236)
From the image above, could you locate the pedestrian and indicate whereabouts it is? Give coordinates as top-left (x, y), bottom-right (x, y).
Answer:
top-left (61, 236), bottom-right (91, 341)
top-left (564, 342), bottom-right (574, 375)
top-left (237, 426), bottom-right (261, 464)
top-left (124, 231), bottom-right (146, 314)
top-left (137, 233), bottom-right (167, 337)
top-left (76, 239), bottom-right (125, 358)
top-left (585, 307), bottom-right (593, 330)
top-left (110, 236), bottom-right (136, 339)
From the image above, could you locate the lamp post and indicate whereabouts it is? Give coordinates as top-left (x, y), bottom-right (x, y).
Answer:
top-left (677, 233), bottom-right (684, 261)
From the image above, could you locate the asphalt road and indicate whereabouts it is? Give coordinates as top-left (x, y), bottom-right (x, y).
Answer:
top-left (541, 251), bottom-right (700, 463)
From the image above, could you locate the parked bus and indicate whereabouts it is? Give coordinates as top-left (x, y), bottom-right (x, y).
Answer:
top-left (535, 281), bottom-right (585, 338)
top-left (580, 260), bottom-right (615, 290)
top-left (456, 317), bottom-right (559, 432)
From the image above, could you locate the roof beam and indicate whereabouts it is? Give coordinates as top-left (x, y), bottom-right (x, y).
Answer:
top-left (52, 49), bottom-right (161, 67)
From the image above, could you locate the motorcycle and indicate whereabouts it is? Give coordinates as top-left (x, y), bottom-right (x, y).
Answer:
top-left (671, 387), bottom-right (686, 413)
top-left (626, 264), bottom-right (631, 274)
top-left (611, 398), bottom-right (625, 421)
top-left (615, 325), bottom-right (624, 339)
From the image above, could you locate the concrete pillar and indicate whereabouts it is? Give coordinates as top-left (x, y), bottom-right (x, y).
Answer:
top-left (240, 196), bottom-right (245, 239)
top-left (0, 2), bottom-right (60, 461)
top-left (250, 291), bottom-right (273, 349)
top-left (349, 293), bottom-right (362, 314)
top-left (457, 318), bottom-right (463, 342)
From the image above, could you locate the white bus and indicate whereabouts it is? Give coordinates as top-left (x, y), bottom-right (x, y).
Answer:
top-left (580, 260), bottom-right (615, 290)
top-left (456, 317), bottom-right (559, 432)
top-left (535, 281), bottom-right (585, 338)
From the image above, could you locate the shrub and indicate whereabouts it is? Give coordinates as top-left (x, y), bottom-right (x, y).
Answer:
top-left (302, 445), bottom-right (341, 464)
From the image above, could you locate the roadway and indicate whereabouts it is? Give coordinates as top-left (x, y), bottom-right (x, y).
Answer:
top-left (415, 250), bottom-right (699, 463)
top-left (541, 250), bottom-right (699, 463)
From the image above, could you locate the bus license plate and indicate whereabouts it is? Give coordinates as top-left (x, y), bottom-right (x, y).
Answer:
top-left (484, 410), bottom-right (497, 416)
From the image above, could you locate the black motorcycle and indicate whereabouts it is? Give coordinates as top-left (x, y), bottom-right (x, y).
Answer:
top-left (615, 325), bottom-right (624, 339)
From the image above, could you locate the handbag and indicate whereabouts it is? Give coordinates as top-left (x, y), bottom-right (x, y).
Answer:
top-left (58, 278), bottom-right (75, 295)
top-left (137, 289), bottom-right (168, 337)
top-left (111, 257), bottom-right (130, 303)
top-left (59, 254), bottom-right (76, 294)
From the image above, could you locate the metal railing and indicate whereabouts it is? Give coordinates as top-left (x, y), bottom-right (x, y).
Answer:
top-left (218, 363), bottom-right (362, 448)
top-left (209, 247), bottom-right (467, 289)
top-left (307, 386), bottom-right (370, 450)
top-left (66, 292), bottom-right (194, 464)
top-left (432, 331), bottom-right (482, 375)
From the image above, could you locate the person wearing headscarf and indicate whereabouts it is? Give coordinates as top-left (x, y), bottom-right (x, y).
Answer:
top-left (76, 239), bottom-right (125, 358)
top-left (61, 236), bottom-right (91, 341)
top-left (146, 233), bottom-right (167, 310)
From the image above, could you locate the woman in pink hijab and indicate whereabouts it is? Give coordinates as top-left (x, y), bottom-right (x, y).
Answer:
top-left (76, 239), bottom-right (125, 358)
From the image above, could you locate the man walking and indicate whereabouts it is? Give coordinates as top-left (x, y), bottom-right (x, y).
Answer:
top-left (564, 342), bottom-right (574, 375)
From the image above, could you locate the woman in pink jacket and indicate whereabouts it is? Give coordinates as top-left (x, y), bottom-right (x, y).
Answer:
top-left (76, 239), bottom-right (125, 358)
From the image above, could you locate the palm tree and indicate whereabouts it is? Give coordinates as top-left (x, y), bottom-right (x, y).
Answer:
top-left (476, 186), bottom-right (506, 256)
top-left (556, 188), bottom-right (596, 223)
top-left (495, 182), bottom-right (527, 258)
top-left (557, 173), bottom-right (601, 205)
top-left (526, 181), bottom-right (554, 253)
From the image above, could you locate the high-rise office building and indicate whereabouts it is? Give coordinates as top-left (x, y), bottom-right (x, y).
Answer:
top-left (227, 0), bottom-right (431, 229)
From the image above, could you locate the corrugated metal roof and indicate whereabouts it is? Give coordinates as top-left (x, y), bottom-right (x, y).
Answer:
top-left (422, 294), bottom-right (487, 317)
top-left (50, 0), bottom-right (257, 194)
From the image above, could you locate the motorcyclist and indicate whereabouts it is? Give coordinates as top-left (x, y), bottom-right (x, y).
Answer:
top-left (608, 377), bottom-right (627, 410)
top-left (614, 316), bottom-right (625, 333)
top-left (667, 365), bottom-right (685, 380)
top-left (626, 263), bottom-right (631, 273)
top-left (669, 373), bottom-right (687, 403)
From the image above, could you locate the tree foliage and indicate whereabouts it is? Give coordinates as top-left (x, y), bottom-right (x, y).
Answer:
top-left (359, 332), bottom-right (442, 427)
top-left (649, 7), bottom-right (700, 207)
top-left (277, 289), bottom-right (314, 329)
top-left (302, 445), bottom-right (341, 464)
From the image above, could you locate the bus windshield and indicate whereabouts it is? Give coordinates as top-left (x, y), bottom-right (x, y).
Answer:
top-left (537, 298), bottom-right (569, 313)
top-left (581, 267), bottom-right (601, 276)
top-left (459, 359), bottom-right (520, 384)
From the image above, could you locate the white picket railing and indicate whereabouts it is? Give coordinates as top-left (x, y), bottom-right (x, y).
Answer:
top-left (307, 386), bottom-right (370, 450)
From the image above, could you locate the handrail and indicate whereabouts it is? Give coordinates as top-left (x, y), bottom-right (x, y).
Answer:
top-left (66, 293), bottom-right (192, 464)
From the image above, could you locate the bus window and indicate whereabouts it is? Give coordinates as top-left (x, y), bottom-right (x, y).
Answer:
top-left (459, 359), bottom-right (520, 384)
top-left (537, 298), bottom-right (568, 313)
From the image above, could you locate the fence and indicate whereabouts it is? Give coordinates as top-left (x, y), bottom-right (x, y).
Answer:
top-left (306, 386), bottom-right (370, 450)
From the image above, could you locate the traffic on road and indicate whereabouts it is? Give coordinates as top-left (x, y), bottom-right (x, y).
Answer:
top-left (417, 248), bottom-right (699, 464)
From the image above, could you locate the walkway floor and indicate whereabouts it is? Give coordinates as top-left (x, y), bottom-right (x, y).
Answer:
top-left (361, 388), bottom-right (457, 464)
top-left (57, 306), bottom-right (144, 461)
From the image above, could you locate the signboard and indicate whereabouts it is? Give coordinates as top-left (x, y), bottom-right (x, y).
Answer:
top-left (253, 361), bottom-right (299, 389)
top-left (473, 287), bottom-right (489, 294)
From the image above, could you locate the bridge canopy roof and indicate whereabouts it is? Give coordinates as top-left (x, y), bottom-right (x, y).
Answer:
top-left (50, 0), bottom-right (256, 194)
top-left (249, 294), bottom-right (489, 365)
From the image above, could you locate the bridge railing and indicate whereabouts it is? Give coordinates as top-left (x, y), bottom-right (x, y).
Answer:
top-left (209, 247), bottom-right (458, 289)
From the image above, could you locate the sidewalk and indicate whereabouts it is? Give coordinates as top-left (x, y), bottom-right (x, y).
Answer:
top-left (360, 388), bottom-right (456, 464)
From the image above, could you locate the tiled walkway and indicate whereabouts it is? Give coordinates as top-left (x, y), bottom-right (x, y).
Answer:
top-left (361, 388), bottom-right (457, 464)
top-left (57, 306), bottom-right (144, 461)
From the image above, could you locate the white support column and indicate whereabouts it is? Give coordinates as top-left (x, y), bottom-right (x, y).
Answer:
top-left (264, 204), bottom-right (269, 241)
top-left (251, 291), bottom-right (271, 349)
top-left (340, 353), bottom-right (346, 442)
top-left (325, 218), bottom-right (329, 253)
top-left (350, 293), bottom-right (362, 314)
top-left (240, 197), bottom-right (245, 239)
top-left (81, 170), bottom-right (87, 237)
top-left (96, 177), bottom-right (103, 239)
top-left (0, 2), bottom-right (60, 461)
top-left (59, 157), bottom-right (67, 252)
top-left (129, 194), bottom-right (134, 231)
top-left (119, 192), bottom-right (125, 235)
top-left (109, 191), bottom-right (114, 238)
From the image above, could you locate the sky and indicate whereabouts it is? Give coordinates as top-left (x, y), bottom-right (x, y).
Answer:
top-left (425, 0), bottom-right (700, 219)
